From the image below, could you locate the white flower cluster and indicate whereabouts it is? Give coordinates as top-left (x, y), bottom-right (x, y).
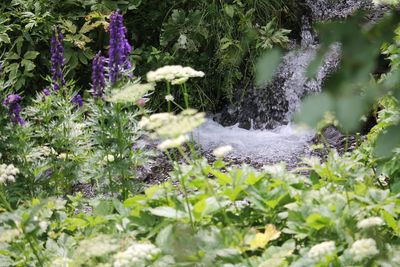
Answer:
top-left (308, 241), bottom-right (336, 261)
top-left (0, 163), bottom-right (19, 184)
top-left (357, 217), bottom-right (384, 229)
top-left (213, 145), bottom-right (233, 158)
top-left (165, 94), bottom-right (175, 102)
top-left (0, 228), bottom-right (20, 243)
top-left (146, 65), bottom-right (205, 84)
top-left (139, 109), bottom-right (206, 150)
top-left (349, 238), bottom-right (379, 261)
top-left (113, 242), bottom-right (161, 267)
top-left (372, 0), bottom-right (399, 5)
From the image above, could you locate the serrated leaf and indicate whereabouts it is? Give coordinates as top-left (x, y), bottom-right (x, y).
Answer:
top-left (149, 206), bottom-right (186, 219)
top-left (23, 51), bottom-right (39, 60)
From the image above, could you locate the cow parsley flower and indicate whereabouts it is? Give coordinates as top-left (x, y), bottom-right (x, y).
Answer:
top-left (50, 26), bottom-right (65, 91)
top-left (372, 0), bottom-right (399, 5)
top-left (0, 163), bottom-right (19, 184)
top-left (113, 242), bottom-right (161, 267)
top-left (357, 217), bottom-right (384, 229)
top-left (165, 94), bottom-right (174, 102)
top-left (157, 135), bottom-right (189, 151)
top-left (213, 145), bottom-right (233, 158)
top-left (308, 241), bottom-right (336, 261)
top-left (76, 235), bottom-right (119, 259)
top-left (349, 238), bottom-right (379, 261)
top-left (0, 228), bottom-right (20, 243)
top-left (109, 11), bottom-right (132, 84)
top-left (146, 65), bottom-right (204, 84)
top-left (177, 34), bottom-right (188, 49)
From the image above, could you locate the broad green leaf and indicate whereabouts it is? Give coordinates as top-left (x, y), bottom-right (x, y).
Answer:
top-left (256, 49), bottom-right (282, 86)
top-left (149, 206), bottom-right (187, 219)
top-left (21, 59), bottom-right (35, 72)
top-left (335, 95), bottom-right (368, 132)
top-left (382, 210), bottom-right (400, 235)
top-left (23, 51), bottom-right (39, 60)
top-left (0, 33), bottom-right (10, 44)
top-left (295, 93), bottom-right (333, 128)
top-left (375, 125), bottom-right (400, 158)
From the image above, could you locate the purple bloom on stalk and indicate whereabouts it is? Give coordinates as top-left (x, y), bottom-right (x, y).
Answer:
top-left (43, 88), bottom-right (51, 96)
top-left (71, 94), bottom-right (83, 107)
top-left (108, 10), bottom-right (132, 84)
top-left (92, 52), bottom-right (106, 98)
top-left (2, 94), bottom-right (25, 125)
top-left (50, 26), bottom-right (65, 91)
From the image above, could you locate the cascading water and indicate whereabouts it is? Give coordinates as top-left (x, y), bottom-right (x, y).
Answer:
top-left (196, 0), bottom-right (384, 166)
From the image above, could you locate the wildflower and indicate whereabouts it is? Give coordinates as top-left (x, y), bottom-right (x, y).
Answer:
top-left (0, 163), bottom-right (19, 184)
top-left (43, 88), bottom-right (51, 96)
top-left (349, 238), bottom-right (379, 261)
top-left (76, 235), bottom-right (119, 259)
top-left (372, 0), bottom-right (399, 5)
top-left (103, 154), bottom-right (115, 163)
top-left (213, 145), bottom-right (233, 158)
top-left (52, 258), bottom-right (74, 267)
top-left (107, 83), bottom-right (154, 104)
top-left (157, 135), bottom-right (189, 150)
top-left (71, 94), bottom-right (83, 107)
top-left (2, 94), bottom-right (25, 125)
top-left (50, 26), bottom-right (65, 91)
top-left (27, 146), bottom-right (56, 162)
top-left (137, 98), bottom-right (147, 107)
top-left (108, 11), bottom-right (132, 84)
top-left (139, 109), bottom-right (206, 140)
top-left (357, 217), bottom-right (384, 229)
top-left (92, 52), bottom-right (106, 98)
top-left (146, 65), bottom-right (205, 83)
top-left (113, 242), bottom-right (161, 267)
top-left (0, 229), bottom-right (20, 243)
top-left (177, 34), bottom-right (188, 49)
top-left (308, 241), bottom-right (336, 261)
top-left (165, 94), bottom-right (174, 102)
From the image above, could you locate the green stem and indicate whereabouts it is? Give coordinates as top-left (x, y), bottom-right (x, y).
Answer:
top-left (0, 186), bottom-right (12, 211)
top-left (166, 82), bottom-right (171, 112)
top-left (182, 83), bottom-right (189, 109)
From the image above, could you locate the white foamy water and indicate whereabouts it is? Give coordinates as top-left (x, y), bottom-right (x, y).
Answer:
top-left (193, 119), bottom-right (314, 165)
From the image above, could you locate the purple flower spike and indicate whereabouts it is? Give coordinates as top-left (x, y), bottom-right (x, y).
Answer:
top-left (71, 94), bottom-right (83, 107)
top-left (51, 26), bottom-right (65, 91)
top-left (2, 94), bottom-right (25, 126)
top-left (108, 11), bottom-right (132, 84)
top-left (43, 88), bottom-right (51, 96)
top-left (92, 52), bottom-right (106, 98)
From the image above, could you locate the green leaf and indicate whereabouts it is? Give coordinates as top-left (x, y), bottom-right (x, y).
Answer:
top-left (224, 5), bottom-right (235, 18)
top-left (295, 93), bottom-right (333, 128)
top-left (375, 125), bottom-right (400, 158)
top-left (0, 33), bottom-right (10, 44)
top-left (335, 95), bottom-right (368, 132)
top-left (306, 213), bottom-right (332, 230)
top-left (255, 49), bottom-right (282, 86)
top-left (382, 210), bottom-right (400, 235)
top-left (149, 206), bottom-right (187, 219)
top-left (23, 51), bottom-right (39, 60)
top-left (21, 59), bottom-right (35, 72)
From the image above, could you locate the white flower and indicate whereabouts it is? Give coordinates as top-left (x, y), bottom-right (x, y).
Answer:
top-left (349, 238), bottom-right (379, 261)
top-left (213, 145), bottom-right (233, 158)
top-left (357, 217), bottom-right (384, 229)
top-left (0, 163), bottom-right (19, 184)
top-left (39, 221), bottom-right (48, 232)
top-left (177, 34), bottom-right (188, 49)
top-left (0, 229), bottom-right (20, 243)
top-left (103, 154), bottom-right (115, 163)
top-left (113, 242), bottom-right (161, 267)
top-left (58, 153), bottom-right (67, 160)
top-left (372, 0), bottom-right (399, 5)
top-left (157, 135), bottom-right (189, 151)
top-left (308, 241), bottom-right (336, 261)
top-left (52, 257), bottom-right (73, 267)
top-left (146, 65), bottom-right (204, 83)
top-left (165, 94), bottom-right (175, 102)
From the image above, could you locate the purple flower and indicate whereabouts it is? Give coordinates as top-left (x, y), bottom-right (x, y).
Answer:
top-left (43, 88), bottom-right (51, 96)
top-left (92, 52), bottom-right (106, 98)
top-left (2, 94), bottom-right (25, 125)
top-left (51, 26), bottom-right (65, 91)
top-left (71, 94), bottom-right (83, 107)
top-left (108, 11), bottom-right (132, 84)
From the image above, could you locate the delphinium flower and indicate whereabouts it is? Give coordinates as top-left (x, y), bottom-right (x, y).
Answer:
top-left (50, 26), bottom-right (65, 91)
top-left (308, 241), bottom-right (336, 261)
top-left (71, 94), bottom-right (83, 107)
top-left (2, 94), bottom-right (25, 125)
top-left (91, 52), bottom-right (106, 98)
top-left (349, 238), bottom-right (379, 261)
top-left (43, 88), bottom-right (51, 96)
top-left (357, 217), bottom-right (384, 229)
top-left (108, 10), bottom-right (132, 84)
